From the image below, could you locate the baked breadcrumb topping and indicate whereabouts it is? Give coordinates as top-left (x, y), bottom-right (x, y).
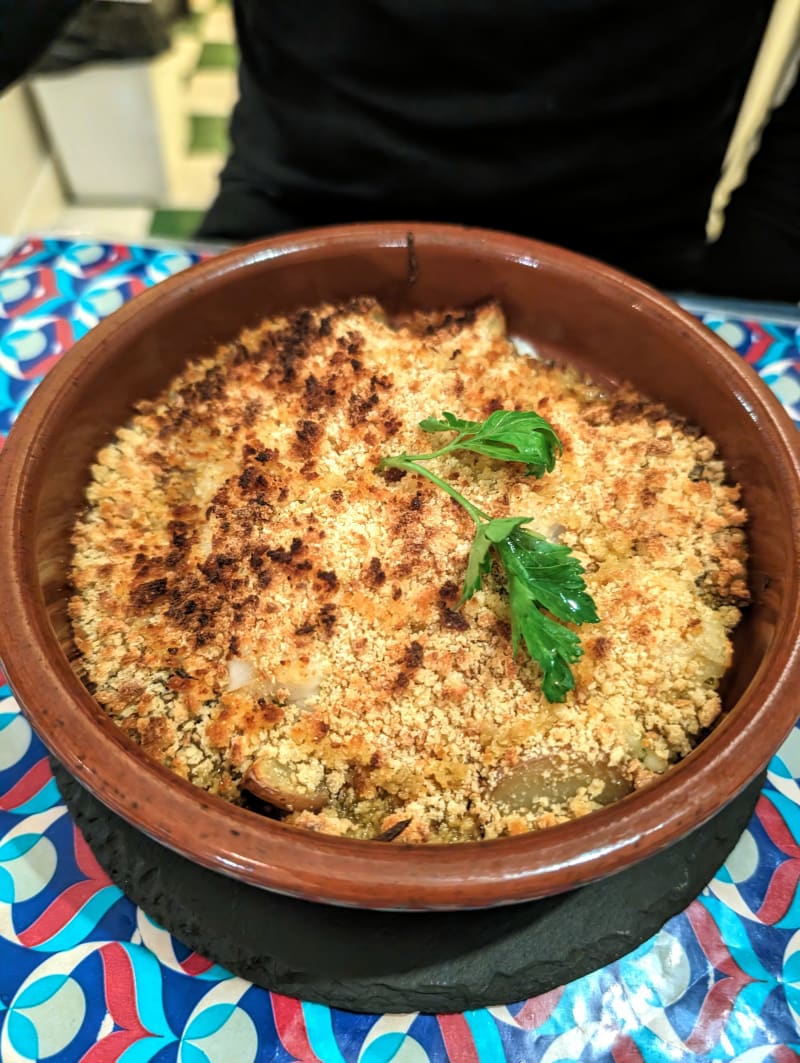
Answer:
top-left (69, 299), bottom-right (749, 842)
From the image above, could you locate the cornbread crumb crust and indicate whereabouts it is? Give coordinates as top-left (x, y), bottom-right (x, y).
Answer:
top-left (69, 299), bottom-right (749, 842)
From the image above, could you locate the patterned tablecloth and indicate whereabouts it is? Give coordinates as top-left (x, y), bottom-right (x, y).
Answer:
top-left (0, 237), bottom-right (799, 1063)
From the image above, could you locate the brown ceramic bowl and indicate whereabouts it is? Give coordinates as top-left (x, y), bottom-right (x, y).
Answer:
top-left (1, 223), bottom-right (799, 911)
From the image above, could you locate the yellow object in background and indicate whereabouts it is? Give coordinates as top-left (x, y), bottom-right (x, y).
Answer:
top-left (708, 0), bottom-right (800, 240)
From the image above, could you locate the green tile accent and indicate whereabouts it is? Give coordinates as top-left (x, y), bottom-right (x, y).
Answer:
top-left (150, 209), bottom-right (206, 241)
top-left (189, 114), bottom-right (230, 154)
top-left (197, 41), bottom-right (238, 70)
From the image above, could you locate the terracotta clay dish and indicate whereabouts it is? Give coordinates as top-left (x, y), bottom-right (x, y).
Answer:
top-left (0, 224), bottom-right (798, 911)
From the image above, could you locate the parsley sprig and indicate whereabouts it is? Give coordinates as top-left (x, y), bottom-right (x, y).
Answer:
top-left (417, 410), bottom-right (562, 477)
top-left (379, 411), bottom-right (599, 702)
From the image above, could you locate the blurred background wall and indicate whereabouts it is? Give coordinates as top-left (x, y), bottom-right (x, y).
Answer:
top-left (0, 0), bottom-right (236, 244)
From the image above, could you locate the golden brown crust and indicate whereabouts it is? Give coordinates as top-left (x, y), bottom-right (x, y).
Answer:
top-left (69, 298), bottom-right (749, 841)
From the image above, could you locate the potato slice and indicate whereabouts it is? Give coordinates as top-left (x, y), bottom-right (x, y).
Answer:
top-left (243, 756), bottom-right (328, 812)
top-left (492, 755), bottom-right (631, 811)
top-left (226, 657), bottom-right (323, 708)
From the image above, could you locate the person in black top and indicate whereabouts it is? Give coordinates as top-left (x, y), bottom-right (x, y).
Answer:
top-left (1, 0), bottom-right (797, 299)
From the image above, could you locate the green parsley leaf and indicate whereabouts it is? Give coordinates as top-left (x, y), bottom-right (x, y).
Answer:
top-left (505, 567), bottom-right (584, 702)
top-left (462, 517), bottom-right (532, 600)
top-left (495, 530), bottom-right (598, 701)
top-left (419, 409), bottom-right (562, 478)
top-left (498, 529), bottom-right (599, 626)
top-left (462, 527), bottom-right (493, 601)
top-left (418, 411), bottom-right (467, 433)
top-left (483, 516), bottom-right (536, 544)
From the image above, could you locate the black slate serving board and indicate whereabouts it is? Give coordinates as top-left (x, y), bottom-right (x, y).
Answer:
top-left (53, 760), bottom-right (763, 1013)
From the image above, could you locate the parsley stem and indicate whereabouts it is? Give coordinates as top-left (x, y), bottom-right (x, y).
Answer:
top-left (379, 456), bottom-right (489, 525)
top-left (387, 440), bottom-right (464, 463)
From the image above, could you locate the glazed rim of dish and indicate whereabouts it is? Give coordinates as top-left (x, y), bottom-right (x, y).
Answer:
top-left (1, 224), bottom-right (799, 911)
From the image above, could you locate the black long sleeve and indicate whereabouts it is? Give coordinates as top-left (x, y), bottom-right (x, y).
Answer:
top-left (0, 0), bottom-right (84, 91)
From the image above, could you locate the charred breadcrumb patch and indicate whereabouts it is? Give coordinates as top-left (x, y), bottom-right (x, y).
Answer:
top-left (70, 297), bottom-right (748, 842)
top-left (404, 641), bottom-right (424, 669)
top-left (382, 466), bottom-right (406, 483)
top-left (366, 557), bottom-right (386, 588)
